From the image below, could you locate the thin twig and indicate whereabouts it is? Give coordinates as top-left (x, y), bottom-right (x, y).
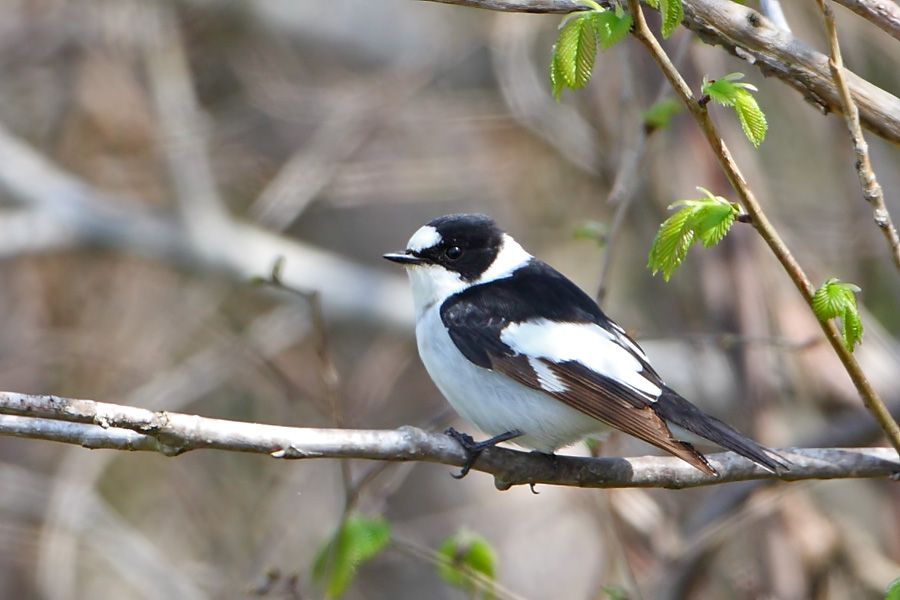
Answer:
top-left (625, 0), bottom-right (900, 457)
top-left (596, 35), bottom-right (690, 303)
top-left (1, 392), bottom-right (897, 490)
top-left (816, 0), bottom-right (900, 270)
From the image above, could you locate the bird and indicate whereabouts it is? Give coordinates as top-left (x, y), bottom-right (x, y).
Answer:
top-left (383, 213), bottom-right (788, 479)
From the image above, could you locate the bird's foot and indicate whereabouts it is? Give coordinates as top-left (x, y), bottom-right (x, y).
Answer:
top-left (444, 427), bottom-right (521, 479)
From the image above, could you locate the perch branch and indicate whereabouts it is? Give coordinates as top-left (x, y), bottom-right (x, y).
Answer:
top-left (816, 0), bottom-right (900, 270)
top-left (0, 392), bottom-right (897, 490)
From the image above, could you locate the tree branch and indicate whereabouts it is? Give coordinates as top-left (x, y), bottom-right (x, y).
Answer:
top-left (419, 0), bottom-right (900, 145)
top-left (422, 0), bottom-right (584, 12)
top-left (833, 0), bottom-right (900, 42)
top-left (816, 0), bottom-right (900, 270)
top-left (624, 0), bottom-right (900, 456)
top-left (1, 392), bottom-right (897, 490)
top-left (0, 125), bottom-right (412, 328)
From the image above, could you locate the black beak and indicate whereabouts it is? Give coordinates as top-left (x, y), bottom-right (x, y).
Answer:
top-left (383, 251), bottom-right (425, 265)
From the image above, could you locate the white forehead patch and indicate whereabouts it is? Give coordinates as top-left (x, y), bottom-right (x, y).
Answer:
top-left (407, 225), bottom-right (442, 252)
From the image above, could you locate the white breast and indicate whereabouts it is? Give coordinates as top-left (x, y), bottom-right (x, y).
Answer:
top-left (415, 306), bottom-right (605, 453)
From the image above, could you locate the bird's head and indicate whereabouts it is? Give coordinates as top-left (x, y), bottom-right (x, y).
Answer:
top-left (384, 213), bottom-right (531, 315)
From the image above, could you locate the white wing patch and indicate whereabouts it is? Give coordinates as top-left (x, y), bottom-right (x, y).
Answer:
top-left (407, 225), bottom-right (442, 252)
top-left (528, 356), bottom-right (568, 393)
top-left (500, 319), bottom-right (661, 399)
top-left (609, 322), bottom-right (649, 361)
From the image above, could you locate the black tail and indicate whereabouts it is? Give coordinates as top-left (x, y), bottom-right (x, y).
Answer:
top-left (654, 387), bottom-right (790, 474)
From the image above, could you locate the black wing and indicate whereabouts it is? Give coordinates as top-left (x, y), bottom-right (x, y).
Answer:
top-left (440, 260), bottom-right (717, 474)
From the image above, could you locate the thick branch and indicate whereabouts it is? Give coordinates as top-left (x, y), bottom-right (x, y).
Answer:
top-left (419, 0), bottom-right (900, 145)
top-left (833, 0), bottom-right (900, 42)
top-left (422, 0), bottom-right (583, 12)
top-left (1, 392), bottom-right (897, 490)
top-left (817, 0), bottom-right (900, 270)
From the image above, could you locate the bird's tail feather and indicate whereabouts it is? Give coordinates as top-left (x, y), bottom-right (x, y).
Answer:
top-left (654, 387), bottom-right (790, 473)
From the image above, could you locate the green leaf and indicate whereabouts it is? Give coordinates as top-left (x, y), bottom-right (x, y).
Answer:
top-left (648, 205), bottom-right (695, 281)
top-left (602, 585), bottom-right (630, 600)
top-left (702, 77), bottom-right (740, 107)
top-left (643, 98), bottom-right (683, 129)
top-left (661, 0), bottom-right (683, 38)
top-left (549, 50), bottom-right (566, 101)
top-left (843, 306), bottom-right (863, 351)
top-left (886, 577), bottom-right (900, 600)
top-left (555, 14), bottom-right (597, 89)
top-left (312, 515), bottom-right (391, 598)
top-left (702, 73), bottom-right (768, 147)
top-left (811, 278), bottom-right (855, 319)
top-left (594, 10), bottom-right (633, 50)
top-left (811, 278), bottom-right (864, 351)
top-left (645, 0), bottom-right (659, 9)
top-left (573, 220), bottom-right (607, 244)
top-left (734, 89), bottom-right (768, 147)
top-left (694, 201), bottom-right (735, 247)
top-left (648, 188), bottom-right (741, 280)
top-left (437, 531), bottom-right (497, 598)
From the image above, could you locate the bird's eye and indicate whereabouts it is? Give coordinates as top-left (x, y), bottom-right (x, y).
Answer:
top-left (444, 246), bottom-right (463, 261)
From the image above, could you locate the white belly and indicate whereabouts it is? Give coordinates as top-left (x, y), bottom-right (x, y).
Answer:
top-left (416, 306), bottom-right (605, 453)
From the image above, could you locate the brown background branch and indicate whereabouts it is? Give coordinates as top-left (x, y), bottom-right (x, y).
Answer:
top-left (817, 0), bottom-right (900, 269)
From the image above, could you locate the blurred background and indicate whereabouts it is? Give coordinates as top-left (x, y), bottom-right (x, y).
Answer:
top-left (0, 0), bottom-right (898, 598)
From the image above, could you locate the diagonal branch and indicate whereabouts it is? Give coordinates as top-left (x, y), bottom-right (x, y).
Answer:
top-left (419, 0), bottom-right (900, 145)
top-left (0, 125), bottom-right (412, 328)
top-left (1, 391), bottom-right (897, 490)
top-left (833, 0), bottom-right (900, 42)
top-left (624, 0), bottom-right (900, 457)
top-left (816, 0), bottom-right (900, 270)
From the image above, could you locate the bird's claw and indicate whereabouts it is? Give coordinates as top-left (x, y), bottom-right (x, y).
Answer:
top-left (444, 427), bottom-right (522, 480)
top-left (445, 427), bottom-right (481, 479)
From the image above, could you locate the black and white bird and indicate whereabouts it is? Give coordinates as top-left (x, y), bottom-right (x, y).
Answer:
top-left (384, 213), bottom-right (788, 478)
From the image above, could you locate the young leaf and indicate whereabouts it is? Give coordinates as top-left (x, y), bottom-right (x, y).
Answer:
top-left (437, 531), bottom-right (497, 598)
top-left (661, 0), bottom-right (683, 39)
top-left (549, 4), bottom-right (633, 99)
top-left (555, 14), bottom-right (597, 89)
top-left (648, 206), bottom-right (695, 281)
top-left (312, 515), bottom-right (391, 598)
top-left (549, 50), bottom-right (566, 101)
top-left (694, 200), bottom-right (735, 247)
top-left (643, 98), bottom-right (683, 130)
top-left (886, 577), bottom-right (900, 600)
top-left (647, 188), bottom-right (741, 281)
top-left (573, 220), bottom-right (607, 244)
top-left (702, 77), bottom-right (740, 107)
top-left (594, 9), bottom-right (633, 50)
top-left (645, 0), bottom-right (659, 8)
top-left (602, 586), bottom-right (630, 600)
top-left (734, 89), bottom-right (768, 147)
top-left (843, 306), bottom-right (863, 351)
top-left (811, 278), bottom-right (864, 351)
top-left (702, 73), bottom-right (768, 147)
